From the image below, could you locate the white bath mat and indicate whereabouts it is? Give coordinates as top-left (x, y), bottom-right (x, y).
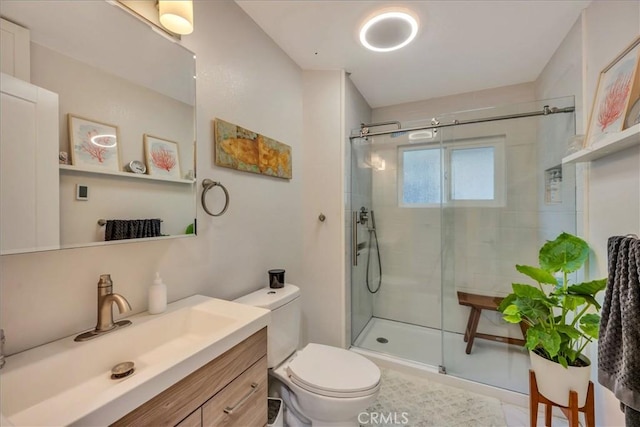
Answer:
top-left (362, 368), bottom-right (507, 427)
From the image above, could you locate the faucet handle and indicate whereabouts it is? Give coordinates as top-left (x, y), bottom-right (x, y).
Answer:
top-left (98, 274), bottom-right (113, 288)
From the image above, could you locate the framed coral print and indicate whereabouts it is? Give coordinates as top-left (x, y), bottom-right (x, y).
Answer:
top-left (585, 36), bottom-right (640, 147)
top-left (144, 134), bottom-right (182, 179)
top-left (68, 115), bottom-right (121, 171)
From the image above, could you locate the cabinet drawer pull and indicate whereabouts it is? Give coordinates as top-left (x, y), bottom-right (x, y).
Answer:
top-left (223, 382), bottom-right (259, 415)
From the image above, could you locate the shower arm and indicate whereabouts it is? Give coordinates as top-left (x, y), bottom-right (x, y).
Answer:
top-left (351, 106), bottom-right (575, 140)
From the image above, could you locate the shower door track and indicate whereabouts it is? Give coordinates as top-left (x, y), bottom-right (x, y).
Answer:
top-left (350, 105), bottom-right (574, 139)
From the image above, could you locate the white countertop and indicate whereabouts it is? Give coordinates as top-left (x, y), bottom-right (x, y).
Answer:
top-left (0, 295), bottom-right (270, 426)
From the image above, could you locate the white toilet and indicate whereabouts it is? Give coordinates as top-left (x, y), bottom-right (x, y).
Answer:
top-left (235, 284), bottom-right (380, 427)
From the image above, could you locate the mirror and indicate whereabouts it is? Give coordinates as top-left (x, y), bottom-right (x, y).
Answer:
top-left (0, 1), bottom-right (196, 254)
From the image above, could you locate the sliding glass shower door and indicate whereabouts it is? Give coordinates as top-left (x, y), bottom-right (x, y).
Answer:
top-left (349, 126), bottom-right (445, 369)
top-left (440, 97), bottom-right (577, 393)
top-left (349, 96), bottom-right (577, 394)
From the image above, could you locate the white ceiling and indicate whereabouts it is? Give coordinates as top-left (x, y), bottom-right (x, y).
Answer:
top-left (236, 1), bottom-right (591, 108)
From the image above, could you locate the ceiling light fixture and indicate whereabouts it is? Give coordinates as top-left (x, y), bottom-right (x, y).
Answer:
top-left (359, 10), bottom-right (419, 52)
top-left (159, 0), bottom-right (194, 35)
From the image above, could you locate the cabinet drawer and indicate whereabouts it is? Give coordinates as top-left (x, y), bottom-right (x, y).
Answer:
top-left (112, 328), bottom-right (267, 427)
top-left (203, 356), bottom-right (267, 427)
top-left (176, 408), bottom-right (202, 427)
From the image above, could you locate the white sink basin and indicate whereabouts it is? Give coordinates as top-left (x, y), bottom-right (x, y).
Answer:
top-left (0, 295), bottom-right (270, 426)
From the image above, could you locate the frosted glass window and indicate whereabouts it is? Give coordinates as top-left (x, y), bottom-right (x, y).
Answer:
top-left (399, 136), bottom-right (504, 207)
top-left (451, 147), bottom-right (495, 200)
top-left (402, 148), bottom-right (441, 204)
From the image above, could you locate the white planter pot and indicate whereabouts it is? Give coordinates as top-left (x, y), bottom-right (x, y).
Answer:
top-left (529, 350), bottom-right (591, 407)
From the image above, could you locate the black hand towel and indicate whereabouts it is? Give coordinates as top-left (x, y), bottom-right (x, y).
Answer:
top-left (104, 219), bottom-right (162, 241)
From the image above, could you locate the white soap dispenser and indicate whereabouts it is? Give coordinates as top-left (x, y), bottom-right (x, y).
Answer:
top-left (148, 272), bottom-right (167, 314)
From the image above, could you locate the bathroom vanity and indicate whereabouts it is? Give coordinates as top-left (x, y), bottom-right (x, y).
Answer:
top-left (0, 296), bottom-right (270, 426)
top-left (112, 329), bottom-right (267, 427)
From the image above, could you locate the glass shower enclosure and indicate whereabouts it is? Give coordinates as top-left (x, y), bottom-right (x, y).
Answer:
top-left (349, 97), bottom-right (577, 393)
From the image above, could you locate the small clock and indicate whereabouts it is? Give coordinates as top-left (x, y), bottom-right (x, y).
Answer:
top-left (127, 160), bottom-right (146, 174)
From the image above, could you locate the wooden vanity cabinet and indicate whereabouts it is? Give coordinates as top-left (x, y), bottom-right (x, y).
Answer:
top-left (111, 328), bottom-right (268, 427)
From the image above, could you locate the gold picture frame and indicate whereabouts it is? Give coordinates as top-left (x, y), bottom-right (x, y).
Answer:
top-left (584, 36), bottom-right (640, 148)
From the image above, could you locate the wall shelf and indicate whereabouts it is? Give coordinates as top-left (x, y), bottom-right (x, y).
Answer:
top-left (562, 123), bottom-right (640, 164)
top-left (59, 164), bottom-right (195, 184)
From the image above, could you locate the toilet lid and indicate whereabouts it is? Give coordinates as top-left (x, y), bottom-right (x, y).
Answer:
top-left (286, 344), bottom-right (380, 398)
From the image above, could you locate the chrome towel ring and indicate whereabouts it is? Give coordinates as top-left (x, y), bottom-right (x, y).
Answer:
top-left (201, 179), bottom-right (229, 217)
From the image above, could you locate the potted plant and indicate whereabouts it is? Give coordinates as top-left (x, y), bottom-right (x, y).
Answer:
top-left (498, 232), bottom-right (607, 407)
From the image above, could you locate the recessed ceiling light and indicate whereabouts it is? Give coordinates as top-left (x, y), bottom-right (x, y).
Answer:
top-left (359, 11), bottom-right (419, 52)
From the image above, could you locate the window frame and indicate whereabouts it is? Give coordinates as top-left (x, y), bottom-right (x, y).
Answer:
top-left (398, 135), bottom-right (506, 208)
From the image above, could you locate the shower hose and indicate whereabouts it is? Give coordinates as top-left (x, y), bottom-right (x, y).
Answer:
top-left (366, 227), bottom-right (382, 293)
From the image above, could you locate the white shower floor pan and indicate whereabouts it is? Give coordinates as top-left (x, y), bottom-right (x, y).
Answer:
top-left (353, 317), bottom-right (530, 394)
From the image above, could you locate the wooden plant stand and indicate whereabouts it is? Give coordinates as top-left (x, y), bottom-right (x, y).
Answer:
top-left (529, 370), bottom-right (595, 427)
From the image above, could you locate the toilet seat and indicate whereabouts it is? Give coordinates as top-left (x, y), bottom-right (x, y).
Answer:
top-left (286, 343), bottom-right (380, 398)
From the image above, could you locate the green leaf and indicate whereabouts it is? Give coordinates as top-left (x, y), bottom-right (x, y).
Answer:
top-left (514, 298), bottom-right (550, 322)
top-left (580, 314), bottom-right (600, 339)
top-left (539, 329), bottom-right (562, 357)
top-left (558, 355), bottom-right (568, 368)
top-left (562, 295), bottom-right (585, 311)
top-left (515, 265), bottom-right (558, 285)
top-left (512, 283), bottom-right (548, 300)
top-left (568, 279), bottom-right (608, 297)
top-left (501, 304), bottom-right (522, 323)
top-left (525, 326), bottom-right (542, 350)
top-left (539, 232), bottom-right (589, 273)
top-left (564, 348), bottom-right (578, 363)
top-left (497, 294), bottom-right (517, 313)
top-left (576, 294), bottom-right (602, 310)
top-left (556, 324), bottom-right (581, 339)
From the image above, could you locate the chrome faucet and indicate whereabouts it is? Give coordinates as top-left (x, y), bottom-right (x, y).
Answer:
top-left (75, 274), bottom-right (132, 342)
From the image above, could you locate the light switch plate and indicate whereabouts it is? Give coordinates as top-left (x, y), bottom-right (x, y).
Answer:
top-left (76, 184), bottom-right (88, 201)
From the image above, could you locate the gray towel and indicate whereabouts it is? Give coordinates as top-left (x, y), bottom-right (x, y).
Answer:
top-left (104, 219), bottom-right (162, 241)
top-left (598, 235), bottom-right (640, 413)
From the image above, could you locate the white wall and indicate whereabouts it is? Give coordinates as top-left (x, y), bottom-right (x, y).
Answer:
top-left (535, 2), bottom-right (639, 426)
top-left (584, 2), bottom-right (640, 426)
top-left (301, 70), bottom-right (345, 347)
top-left (0, 1), bottom-right (304, 356)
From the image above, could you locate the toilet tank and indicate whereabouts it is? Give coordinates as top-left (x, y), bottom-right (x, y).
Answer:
top-left (234, 284), bottom-right (300, 368)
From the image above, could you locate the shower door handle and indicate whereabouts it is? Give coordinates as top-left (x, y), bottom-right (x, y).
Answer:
top-left (352, 211), bottom-right (358, 266)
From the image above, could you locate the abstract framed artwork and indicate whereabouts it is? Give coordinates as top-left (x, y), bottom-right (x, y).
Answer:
top-left (68, 114), bottom-right (121, 171)
top-left (144, 134), bottom-right (182, 179)
top-left (213, 118), bottom-right (292, 179)
top-left (585, 36), bottom-right (640, 148)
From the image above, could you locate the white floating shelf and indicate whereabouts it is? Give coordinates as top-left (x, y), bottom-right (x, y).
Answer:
top-left (562, 123), bottom-right (640, 164)
top-left (59, 165), bottom-right (195, 184)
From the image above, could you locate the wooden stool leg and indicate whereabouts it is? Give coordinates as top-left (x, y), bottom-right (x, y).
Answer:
top-left (465, 308), bottom-right (481, 354)
top-left (463, 308), bottom-right (475, 342)
top-left (530, 370), bottom-right (539, 427)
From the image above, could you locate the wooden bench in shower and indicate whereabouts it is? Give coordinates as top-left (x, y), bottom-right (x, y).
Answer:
top-left (457, 291), bottom-right (527, 354)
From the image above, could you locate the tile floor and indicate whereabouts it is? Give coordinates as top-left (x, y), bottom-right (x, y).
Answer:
top-left (367, 368), bottom-right (572, 427)
top-left (355, 317), bottom-right (575, 426)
